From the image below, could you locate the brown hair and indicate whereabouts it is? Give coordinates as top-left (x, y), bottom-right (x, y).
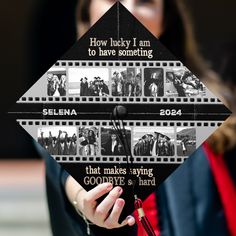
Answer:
top-left (76, 0), bottom-right (236, 154)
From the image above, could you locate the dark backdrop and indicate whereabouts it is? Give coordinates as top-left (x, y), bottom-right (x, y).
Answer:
top-left (0, 0), bottom-right (235, 159)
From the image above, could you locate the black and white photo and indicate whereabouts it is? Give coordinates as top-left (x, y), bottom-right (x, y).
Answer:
top-left (101, 127), bottom-right (131, 156)
top-left (68, 68), bottom-right (109, 96)
top-left (78, 127), bottom-right (99, 156)
top-left (177, 128), bottom-right (196, 156)
top-left (111, 68), bottom-right (142, 97)
top-left (47, 68), bottom-right (67, 96)
top-left (133, 127), bottom-right (175, 156)
top-left (166, 68), bottom-right (206, 97)
top-left (144, 68), bottom-right (164, 97)
top-left (38, 127), bottom-right (77, 155)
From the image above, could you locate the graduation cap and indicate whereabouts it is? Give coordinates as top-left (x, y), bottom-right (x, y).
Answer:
top-left (11, 2), bottom-right (231, 230)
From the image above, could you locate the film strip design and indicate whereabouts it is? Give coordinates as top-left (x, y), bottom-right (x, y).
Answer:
top-left (18, 60), bottom-right (220, 104)
top-left (12, 3), bottom-right (232, 218)
top-left (19, 119), bottom-right (221, 164)
top-left (11, 3), bottom-right (232, 219)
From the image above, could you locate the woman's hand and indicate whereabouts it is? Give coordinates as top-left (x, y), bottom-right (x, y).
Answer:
top-left (65, 176), bottom-right (135, 229)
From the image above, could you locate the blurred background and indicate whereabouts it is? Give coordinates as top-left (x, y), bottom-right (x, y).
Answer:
top-left (0, 0), bottom-right (235, 235)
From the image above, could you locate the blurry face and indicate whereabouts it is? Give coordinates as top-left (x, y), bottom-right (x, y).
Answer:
top-left (84, 130), bottom-right (88, 137)
top-left (89, 0), bottom-right (164, 37)
top-left (154, 133), bottom-right (158, 139)
top-left (48, 73), bottom-right (53, 79)
top-left (111, 134), bottom-right (117, 141)
top-left (53, 75), bottom-right (58, 80)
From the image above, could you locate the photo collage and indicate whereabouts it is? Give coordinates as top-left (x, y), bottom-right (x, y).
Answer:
top-left (46, 67), bottom-right (206, 98)
top-left (38, 126), bottom-right (196, 157)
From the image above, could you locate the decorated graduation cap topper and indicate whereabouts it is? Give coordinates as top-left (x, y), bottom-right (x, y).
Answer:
top-left (12, 2), bottom-right (230, 225)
